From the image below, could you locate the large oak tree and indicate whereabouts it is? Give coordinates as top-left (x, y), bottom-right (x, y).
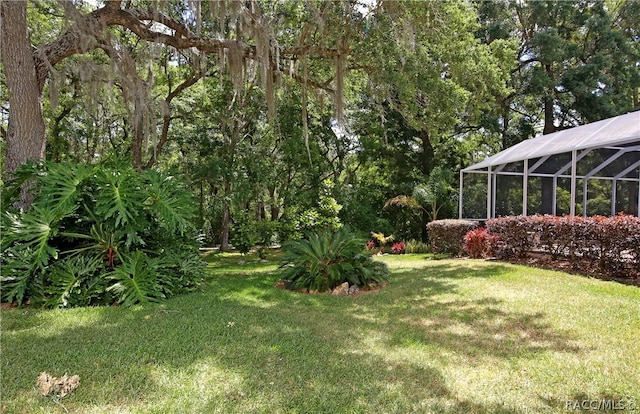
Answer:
top-left (1, 1), bottom-right (346, 183)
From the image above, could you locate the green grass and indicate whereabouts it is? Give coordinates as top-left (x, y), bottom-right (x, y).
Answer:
top-left (2, 253), bottom-right (639, 413)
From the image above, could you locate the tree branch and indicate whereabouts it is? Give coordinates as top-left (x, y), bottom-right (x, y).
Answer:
top-left (144, 71), bottom-right (205, 169)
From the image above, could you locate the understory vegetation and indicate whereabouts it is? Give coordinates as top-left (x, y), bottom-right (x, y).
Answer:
top-left (1, 160), bottom-right (205, 308)
top-left (2, 254), bottom-right (638, 413)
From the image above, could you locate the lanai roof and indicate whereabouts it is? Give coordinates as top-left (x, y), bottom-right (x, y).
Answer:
top-left (463, 110), bottom-right (640, 172)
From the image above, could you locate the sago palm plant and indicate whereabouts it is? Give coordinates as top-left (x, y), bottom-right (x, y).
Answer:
top-left (279, 227), bottom-right (389, 292)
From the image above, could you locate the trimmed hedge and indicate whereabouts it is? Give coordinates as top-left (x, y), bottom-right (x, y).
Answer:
top-left (486, 214), bottom-right (640, 279)
top-left (427, 219), bottom-right (479, 256)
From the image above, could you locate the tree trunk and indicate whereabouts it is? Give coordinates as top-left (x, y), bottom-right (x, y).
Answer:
top-left (539, 64), bottom-right (558, 214)
top-left (419, 130), bottom-right (434, 176)
top-left (421, 210), bottom-right (429, 243)
top-left (1, 0), bottom-right (47, 205)
top-left (542, 65), bottom-right (556, 135)
top-left (220, 180), bottom-right (231, 251)
top-left (132, 114), bottom-right (145, 169)
top-left (269, 187), bottom-right (280, 221)
top-left (420, 130), bottom-right (434, 241)
top-left (220, 205), bottom-right (231, 252)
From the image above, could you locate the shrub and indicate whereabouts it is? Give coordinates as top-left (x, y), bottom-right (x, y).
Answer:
top-left (369, 231), bottom-right (394, 254)
top-left (485, 214), bottom-right (640, 279)
top-left (365, 240), bottom-right (376, 251)
top-left (391, 242), bottom-right (405, 254)
top-left (463, 227), bottom-right (499, 259)
top-left (534, 215), bottom-right (578, 259)
top-left (585, 214), bottom-right (640, 276)
top-left (279, 227), bottom-right (389, 292)
top-left (404, 240), bottom-right (431, 254)
top-left (232, 211), bottom-right (257, 255)
top-left (485, 216), bottom-right (535, 258)
top-left (426, 219), bottom-right (479, 256)
top-left (1, 160), bottom-right (205, 307)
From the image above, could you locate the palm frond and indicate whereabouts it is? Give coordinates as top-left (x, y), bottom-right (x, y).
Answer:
top-left (383, 195), bottom-right (422, 210)
top-left (370, 231), bottom-right (394, 245)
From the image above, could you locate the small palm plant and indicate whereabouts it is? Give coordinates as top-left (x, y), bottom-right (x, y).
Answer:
top-left (279, 227), bottom-right (389, 292)
top-left (384, 166), bottom-right (458, 222)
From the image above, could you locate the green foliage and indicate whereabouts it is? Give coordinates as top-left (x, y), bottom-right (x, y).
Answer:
top-left (232, 211), bottom-right (257, 255)
top-left (0, 247), bottom-right (44, 306)
top-left (255, 219), bottom-right (277, 246)
top-left (4, 207), bottom-right (60, 270)
top-left (107, 251), bottom-right (164, 307)
top-left (45, 256), bottom-right (107, 308)
top-left (297, 179), bottom-right (343, 235)
top-left (403, 240), bottom-right (431, 254)
top-left (280, 179), bottom-right (344, 241)
top-left (280, 227), bottom-right (389, 292)
top-left (413, 166), bottom-right (458, 222)
top-left (1, 160), bottom-right (205, 307)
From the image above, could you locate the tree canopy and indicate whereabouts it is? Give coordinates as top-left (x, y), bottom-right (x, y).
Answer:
top-left (1, 0), bottom-right (639, 243)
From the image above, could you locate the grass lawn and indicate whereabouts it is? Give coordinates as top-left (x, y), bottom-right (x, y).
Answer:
top-left (2, 253), bottom-right (639, 413)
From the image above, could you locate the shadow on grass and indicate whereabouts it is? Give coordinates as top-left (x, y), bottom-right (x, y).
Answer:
top-left (1, 260), bottom-right (584, 413)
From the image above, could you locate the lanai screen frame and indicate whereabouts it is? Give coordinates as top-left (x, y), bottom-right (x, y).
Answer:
top-left (459, 111), bottom-right (640, 220)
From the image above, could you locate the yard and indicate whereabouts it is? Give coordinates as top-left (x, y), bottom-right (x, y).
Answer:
top-left (2, 254), bottom-right (639, 413)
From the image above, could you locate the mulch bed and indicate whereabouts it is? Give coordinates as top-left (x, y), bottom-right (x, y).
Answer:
top-left (503, 251), bottom-right (640, 287)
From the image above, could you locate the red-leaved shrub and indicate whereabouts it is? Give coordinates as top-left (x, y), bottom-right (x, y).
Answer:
top-left (463, 227), bottom-right (499, 259)
top-left (486, 214), bottom-right (640, 280)
top-left (485, 215), bottom-right (533, 258)
top-left (391, 242), bottom-right (405, 254)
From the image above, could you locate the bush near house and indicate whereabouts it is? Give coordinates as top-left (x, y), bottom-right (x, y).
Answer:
top-left (427, 219), bottom-right (479, 256)
top-left (486, 214), bottom-right (640, 280)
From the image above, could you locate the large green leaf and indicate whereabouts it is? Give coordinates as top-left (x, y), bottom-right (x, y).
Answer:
top-left (0, 161), bottom-right (46, 210)
top-left (5, 208), bottom-right (60, 269)
top-left (94, 168), bottom-right (146, 246)
top-left (34, 162), bottom-right (93, 218)
top-left (45, 256), bottom-right (105, 308)
top-left (107, 251), bottom-right (164, 307)
top-left (141, 170), bottom-right (196, 236)
top-left (94, 168), bottom-right (140, 229)
top-left (0, 247), bottom-right (44, 305)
